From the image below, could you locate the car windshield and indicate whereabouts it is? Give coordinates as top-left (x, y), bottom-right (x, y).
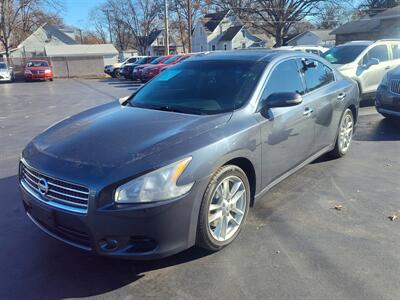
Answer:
top-left (26, 61), bottom-right (49, 67)
top-left (150, 57), bottom-right (166, 64)
top-left (0, 62), bottom-right (7, 69)
top-left (136, 58), bottom-right (149, 64)
top-left (129, 60), bottom-right (267, 115)
top-left (163, 56), bottom-right (179, 64)
top-left (322, 45), bottom-right (368, 64)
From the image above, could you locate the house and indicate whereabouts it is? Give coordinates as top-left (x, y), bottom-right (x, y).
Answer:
top-left (6, 24), bottom-right (78, 58)
top-left (287, 30), bottom-right (336, 47)
top-left (45, 44), bottom-right (119, 66)
top-left (332, 5), bottom-right (400, 44)
top-left (139, 29), bottom-right (177, 56)
top-left (192, 10), bottom-right (266, 52)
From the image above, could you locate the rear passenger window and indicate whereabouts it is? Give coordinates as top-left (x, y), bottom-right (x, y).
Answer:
top-left (302, 59), bottom-right (334, 92)
top-left (362, 45), bottom-right (389, 63)
top-left (392, 44), bottom-right (400, 59)
top-left (262, 60), bottom-right (305, 100)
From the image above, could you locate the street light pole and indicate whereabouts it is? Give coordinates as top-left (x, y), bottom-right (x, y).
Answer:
top-left (164, 0), bottom-right (170, 55)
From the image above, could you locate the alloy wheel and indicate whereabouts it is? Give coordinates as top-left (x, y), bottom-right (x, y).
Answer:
top-left (338, 111), bottom-right (354, 153)
top-left (208, 176), bottom-right (247, 242)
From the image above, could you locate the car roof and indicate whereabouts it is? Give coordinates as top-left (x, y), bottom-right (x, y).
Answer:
top-left (342, 41), bottom-right (374, 46)
top-left (189, 49), bottom-right (292, 62)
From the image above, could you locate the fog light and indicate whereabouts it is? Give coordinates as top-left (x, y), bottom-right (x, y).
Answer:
top-left (99, 238), bottom-right (119, 251)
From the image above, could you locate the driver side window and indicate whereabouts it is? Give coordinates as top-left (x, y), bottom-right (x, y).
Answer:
top-left (261, 60), bottom-right (305, 103)
top-left (362, 45), bottom-right (389, 64)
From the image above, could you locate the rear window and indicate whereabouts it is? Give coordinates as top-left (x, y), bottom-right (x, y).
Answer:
top-left (26, 61), bottom-right (49, 67)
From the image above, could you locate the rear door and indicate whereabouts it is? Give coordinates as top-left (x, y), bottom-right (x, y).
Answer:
top-left (257, 59), bottom-right (314, 188)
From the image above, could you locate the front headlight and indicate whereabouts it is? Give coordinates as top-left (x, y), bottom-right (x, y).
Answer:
top-left (114, 157), bottom-right (193, 203)
top-left (45, 69), bottom-right (51, 74)
top-left (24, 70), bottom-right (32, 75)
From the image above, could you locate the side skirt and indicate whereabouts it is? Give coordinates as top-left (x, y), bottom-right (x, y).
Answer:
top-left (254, 145), bottom-right (334, 202)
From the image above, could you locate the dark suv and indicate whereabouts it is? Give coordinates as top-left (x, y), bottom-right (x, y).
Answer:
top-left (376, 66), bottom-right (400, 119)
top-left (20, 50), bottom-right (359, 259)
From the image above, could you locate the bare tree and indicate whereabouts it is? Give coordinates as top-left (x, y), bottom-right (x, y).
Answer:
top-left (0, 0), bottom-right (63, 57)
top-left (248, 0), bottom-right (325, 47)
top-left (104, 0), bottom-right (162, 54)
top-left (169, 0), bottom-right (203, 52)
top-left (359, 0), bottom-right (399, 16)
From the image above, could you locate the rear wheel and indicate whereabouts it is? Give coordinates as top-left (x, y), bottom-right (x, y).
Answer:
top-left (197, 165), bottom-right (250, 251)
top-left (330, 108), bottom-right (354, 158)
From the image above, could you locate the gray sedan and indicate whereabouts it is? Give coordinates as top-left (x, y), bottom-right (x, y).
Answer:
top-left (19, 50), bottom-right (359, 259)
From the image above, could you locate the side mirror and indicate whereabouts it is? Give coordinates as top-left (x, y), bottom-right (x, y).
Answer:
top-left (365, 58), bottom-right (379, 69)
top-left (263, 92), bottom-right (303, 109)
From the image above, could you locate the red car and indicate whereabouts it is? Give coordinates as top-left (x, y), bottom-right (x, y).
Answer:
top-left (132, 55), bottom-right (173, 82)
top-left (141, 54), bottom-right (193, 82)
top-left (24, 60), bottom-right (53, 81)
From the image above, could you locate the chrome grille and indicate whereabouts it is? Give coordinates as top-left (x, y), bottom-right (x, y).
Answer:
top-left (31, 70), bottom-right (45, 75)
top-left (390, 79), bottom-right (400, 95)
top-left (20, 161), bottom-right (89, 214)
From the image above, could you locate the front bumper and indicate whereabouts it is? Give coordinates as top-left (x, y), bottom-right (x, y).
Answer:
top-left (25, 74), bottom-right (52, 80)
top-left (20, 175), bottom-right (204, 259)
top-left (375, 85), bottom-right (400, 118)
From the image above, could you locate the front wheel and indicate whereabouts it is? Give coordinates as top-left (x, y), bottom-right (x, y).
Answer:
top-left (197, 165), bottom-right (250, 251)
top-left (329, 108), bottom-right (354, 158)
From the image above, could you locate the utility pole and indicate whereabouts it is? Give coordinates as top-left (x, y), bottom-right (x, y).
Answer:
top-left (164, 0), bottom-right (170, 55)
top-left (187, 0), bottom-right (192, 53)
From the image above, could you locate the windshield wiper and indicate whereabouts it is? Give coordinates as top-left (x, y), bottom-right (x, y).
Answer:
top-left (132, 103), bottom-right (206, 115)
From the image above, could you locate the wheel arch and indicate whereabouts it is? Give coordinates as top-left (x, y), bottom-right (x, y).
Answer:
top-left (224, 157), bottom-right (256, 207)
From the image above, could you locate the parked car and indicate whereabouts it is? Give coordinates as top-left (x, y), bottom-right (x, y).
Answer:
top-left (132, 55), bottom-right (173, 81)
top-left (279, 45), bottom-right (329, 56)
top-left (0, 62), bottom-right (14, 82)
top-left (376, 65), bottom-right (400, 119)
top-left (19, 50), bottom-right (359, 259)
top-left (141, 54), bottom-right (192, 82)
top-left (104, 56), bottom-right (146, 78)
top-left (322, 40), bottom-right (400, 98)
top-left (24, 60), bottom-right (53, 82)
top-left (120, 56), bottom-right (157, 80)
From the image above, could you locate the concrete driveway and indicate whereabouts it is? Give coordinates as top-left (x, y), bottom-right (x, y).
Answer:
top-left (1, 79), bottom-right (399, 300)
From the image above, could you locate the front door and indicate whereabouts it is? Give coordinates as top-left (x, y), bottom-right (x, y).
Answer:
top-left (358, 44), bottom-right (391, 94)
top-left (256, 59), bottom-right (314, 188)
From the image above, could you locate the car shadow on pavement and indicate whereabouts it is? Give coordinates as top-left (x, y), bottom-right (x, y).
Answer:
top-left (0, 174), bottom-right (212, 299)
top-left (354, 116), bottom-right (400, 142)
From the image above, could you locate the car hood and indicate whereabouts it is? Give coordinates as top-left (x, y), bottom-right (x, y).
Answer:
top-left (26, 101), bottom-right (231, 168)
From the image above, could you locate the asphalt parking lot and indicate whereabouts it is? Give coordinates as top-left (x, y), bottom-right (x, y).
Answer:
top-left (1, 78), bottom-right (400, 300)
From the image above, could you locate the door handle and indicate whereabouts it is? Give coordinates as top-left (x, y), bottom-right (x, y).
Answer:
top-left (303, 107), bottom-right (314, 116)
top-left (337, 92), bottom-right (346, 101)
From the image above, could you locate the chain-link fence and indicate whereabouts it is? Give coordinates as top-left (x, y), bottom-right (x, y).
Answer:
top-left (0, 56), bottom-right (107, 78)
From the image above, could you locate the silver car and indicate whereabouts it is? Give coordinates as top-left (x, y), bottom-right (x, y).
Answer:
top-left (0, 62), bottom-right (14, 82)
top-left (322, 40), bottom-right (400, 98)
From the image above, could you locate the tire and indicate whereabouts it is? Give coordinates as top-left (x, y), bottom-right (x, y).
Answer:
top-left (329, 108), bottom-right (354, 158)
top-left (113, 69), bottom-right (121, 79)
top-left (197, 165), bottom-right (250, 251)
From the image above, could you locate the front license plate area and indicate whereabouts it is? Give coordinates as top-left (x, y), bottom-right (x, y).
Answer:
top-left (30, 204), bottom-right (55, 227)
